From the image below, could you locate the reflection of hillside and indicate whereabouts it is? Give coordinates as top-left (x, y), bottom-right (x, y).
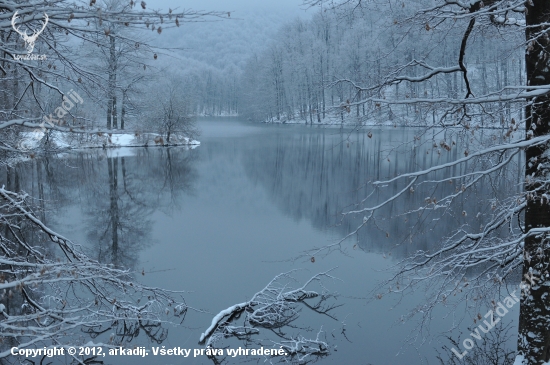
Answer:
top-left (243, 127), bottom-right (521, 259)
top-left (12, 148), bottom-right (198, 269)
top-left (243, 129), bottom-right (368, 229)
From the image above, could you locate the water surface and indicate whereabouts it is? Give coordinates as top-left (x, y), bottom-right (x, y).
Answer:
top-left (14, 118), bottom-right (519, 364)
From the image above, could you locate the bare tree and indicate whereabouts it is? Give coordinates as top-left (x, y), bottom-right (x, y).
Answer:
top-left (294, 1), bottom-right (550, 364)
top-left (0, 187), bottom-right (191, 361)
top-left (0, 1), bottom-right (225, 151)
top-left (0, 0), bottom-right (225, 360)
top-left (145, 75), bottom-right (198, 143)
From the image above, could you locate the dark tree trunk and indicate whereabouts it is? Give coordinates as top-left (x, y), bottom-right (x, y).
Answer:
top-left (108, 157), bottom-right (119, 265)
top-left (120, 90), bottom-right (126, 130)
top-left (519, 1), bottom-right (550, 364)
top-left (1, 31), bottom-right (7, 111)
top-left (112, 95), bottom-right (117, 129)
top-left (107, 34), bottom-right (116, 129)
top-left (106, 101), bottom-right (112, 130)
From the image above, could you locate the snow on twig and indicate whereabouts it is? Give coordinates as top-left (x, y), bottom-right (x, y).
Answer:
top-left (199, 269), bottom-right (339, 346)
top-left (0, 187), bottom-right (193, 359)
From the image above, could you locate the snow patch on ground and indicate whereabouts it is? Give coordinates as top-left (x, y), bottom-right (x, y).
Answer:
top-left (18, 130), bottom-right (200, 152)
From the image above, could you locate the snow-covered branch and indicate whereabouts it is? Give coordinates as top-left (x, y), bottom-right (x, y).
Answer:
top-left (0, 187), bottom-right (191, 361)
top-left (199, 269), bottom-right (339, 358)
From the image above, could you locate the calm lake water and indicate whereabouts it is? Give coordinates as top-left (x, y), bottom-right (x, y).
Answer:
top-left (13, 118), bottom-right (519, 364)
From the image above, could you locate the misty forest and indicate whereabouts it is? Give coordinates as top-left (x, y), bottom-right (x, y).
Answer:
top-left (2, 0), bottom-right (550, 364)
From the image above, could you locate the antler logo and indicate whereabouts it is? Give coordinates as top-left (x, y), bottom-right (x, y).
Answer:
top-left (11, 11), bottom-right (49, 54)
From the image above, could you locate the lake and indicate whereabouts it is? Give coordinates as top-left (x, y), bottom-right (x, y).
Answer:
top-left (10, 118), bottom-right (519, 364)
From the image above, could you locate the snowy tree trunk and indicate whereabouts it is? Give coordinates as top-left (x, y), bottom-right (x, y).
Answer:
top-left (121, 90), bottom-right (126, 130)
top-left (519, 1), bottom-right (550, 364)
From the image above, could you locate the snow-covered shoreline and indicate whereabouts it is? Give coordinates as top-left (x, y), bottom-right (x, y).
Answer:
top-left (18, 130), bottom-right (200, 152)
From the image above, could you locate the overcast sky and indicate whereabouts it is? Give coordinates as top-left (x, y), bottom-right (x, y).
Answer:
top-left (151, 0), bottom-right (311, 16)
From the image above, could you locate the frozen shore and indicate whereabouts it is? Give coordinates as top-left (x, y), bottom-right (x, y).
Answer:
top-left (18, 130), bottom-right (200, 152)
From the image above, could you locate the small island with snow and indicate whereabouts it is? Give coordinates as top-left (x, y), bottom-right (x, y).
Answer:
top-left (18, 130), bottom-right (200, 152)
